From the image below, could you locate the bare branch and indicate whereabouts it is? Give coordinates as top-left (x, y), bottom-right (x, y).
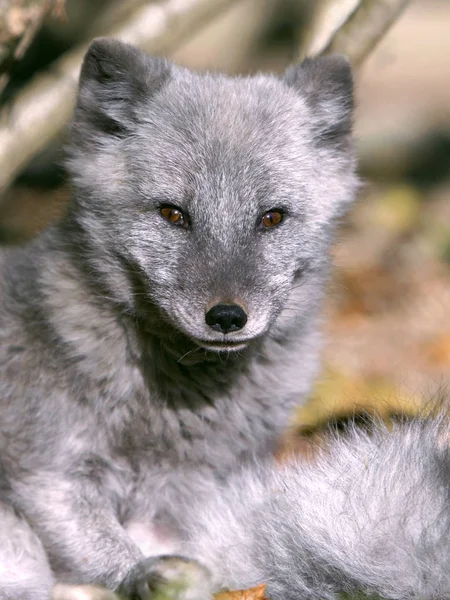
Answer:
top-left (0, 0), bottom-right (240, 193)
top-left (325, 0), bottom-right (411, 67)
top-left (303, 0), bottom-right (411, 68)
top-left (0, 0), bottom-right (64, 93)
top-left (0, 0), bottom-right (46, 65)
top-left (299, 0), bottom-right (362, 58)
top-left (0, 0), bottom-right (412, 193)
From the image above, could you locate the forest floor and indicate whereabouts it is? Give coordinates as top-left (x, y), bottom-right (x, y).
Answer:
top-left (296, 181), bottom-right (450, 433)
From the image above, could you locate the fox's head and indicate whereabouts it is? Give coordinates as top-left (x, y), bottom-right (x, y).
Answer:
top-left (66, 38), bottom-right (358, 353)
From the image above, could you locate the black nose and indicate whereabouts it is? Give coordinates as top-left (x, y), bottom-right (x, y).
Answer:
top-left (205, 304), bottom-right (248, 334)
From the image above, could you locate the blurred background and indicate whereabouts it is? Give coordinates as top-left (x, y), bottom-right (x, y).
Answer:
top-left (0, 0), bottom-right (449, 431)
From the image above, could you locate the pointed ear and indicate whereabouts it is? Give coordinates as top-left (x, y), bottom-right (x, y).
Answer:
top-left (284, 54), bottom-right (353, 146)
top-left (74, 38), bottom-right (170, 138)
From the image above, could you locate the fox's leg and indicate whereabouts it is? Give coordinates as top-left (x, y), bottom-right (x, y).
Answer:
top-left (48, 517), bottom-right (212, 600)
top-left (116, 520), bottom-right (212, 599)
top-left (0, 500), bottom-right (54, 600)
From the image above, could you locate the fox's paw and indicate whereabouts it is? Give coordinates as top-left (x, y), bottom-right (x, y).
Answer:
top-left (117, 555), bottom-right (212, 600)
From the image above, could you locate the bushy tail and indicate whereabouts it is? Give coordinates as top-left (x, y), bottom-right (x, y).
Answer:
top-left (183, 415), bottom-right (450, 599)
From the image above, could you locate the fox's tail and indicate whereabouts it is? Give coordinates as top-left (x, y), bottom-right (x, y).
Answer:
top-left (183, 414), bottom-right (450, 599)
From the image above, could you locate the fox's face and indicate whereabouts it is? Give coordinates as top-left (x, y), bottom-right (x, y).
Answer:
top-left (67, 39), bottom-right (357, 352)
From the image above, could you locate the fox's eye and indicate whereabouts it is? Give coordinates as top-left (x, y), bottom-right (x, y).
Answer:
top-left (160, 206), bottom-right (185, 227)
top-left (262, 210), bottom-right (283, 229)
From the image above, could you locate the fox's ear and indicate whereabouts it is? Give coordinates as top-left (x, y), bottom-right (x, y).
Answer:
top-left (74, 38), bottom-right (170, 137)
top-left (284, 54), bottom-right (353, 146)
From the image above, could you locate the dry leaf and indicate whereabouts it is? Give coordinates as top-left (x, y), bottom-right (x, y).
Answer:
top-left (214, 584), bottom-right (268, 600)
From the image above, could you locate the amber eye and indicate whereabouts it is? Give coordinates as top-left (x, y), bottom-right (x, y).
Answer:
top-left (262, 210), bottom-right (283, 229)
top-left (160, 206), bottom-right (185, 227)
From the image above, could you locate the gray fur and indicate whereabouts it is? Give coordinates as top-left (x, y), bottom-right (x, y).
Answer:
top-left (1, 38), bottom-right (446, 600)
top-left (182, 414), bottom-right (450, 599)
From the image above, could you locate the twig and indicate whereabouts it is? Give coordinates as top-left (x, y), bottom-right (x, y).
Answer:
top-left (0, 0), bottom-right (44, 61)
top-left (305, 0), bottom-right (411, 68)
top-left (0, 0), bottom-right (241, 193)
top-left (0, 0), bottom-right (412, 193)
top-left (299, 0), bottom-right (362, 58)
top-left (0, 1), bottom-right (64, 93)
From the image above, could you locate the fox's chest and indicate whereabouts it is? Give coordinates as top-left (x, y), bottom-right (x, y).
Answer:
top-left (86, 354), bottom-right (286, 465)
top-left (75, 366), bottom-right (284, 501)
top-left (104, 385), bottom-right (281, 470)
top-left (66, 335), bottom-right (301, 508)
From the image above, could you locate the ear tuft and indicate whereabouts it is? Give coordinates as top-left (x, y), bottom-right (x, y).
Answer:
top-left (284, 54), bottom-right (354, 146)
top-left (74, 38), bottom-right (170, 139)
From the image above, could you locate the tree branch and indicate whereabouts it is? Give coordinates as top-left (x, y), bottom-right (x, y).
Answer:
top-left (0, 0), bottom-right (47, 68)
top-left (304, 0), bottom-right (411, 68)
top-left (0, 0), bottom-right (241, 193)
top-left (299, 0), bottom-right (362, 59)
top-left (0, 0), bottom-right (412, 194)
top-left (0, 0), bottom-right (64, 93)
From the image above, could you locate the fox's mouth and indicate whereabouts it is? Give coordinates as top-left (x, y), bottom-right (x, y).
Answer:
top-left (196, 339), bottom-right (250, 352)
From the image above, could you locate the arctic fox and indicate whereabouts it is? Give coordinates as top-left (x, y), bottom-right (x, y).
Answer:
top-left (0, 38), bottom-right (448, 600)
